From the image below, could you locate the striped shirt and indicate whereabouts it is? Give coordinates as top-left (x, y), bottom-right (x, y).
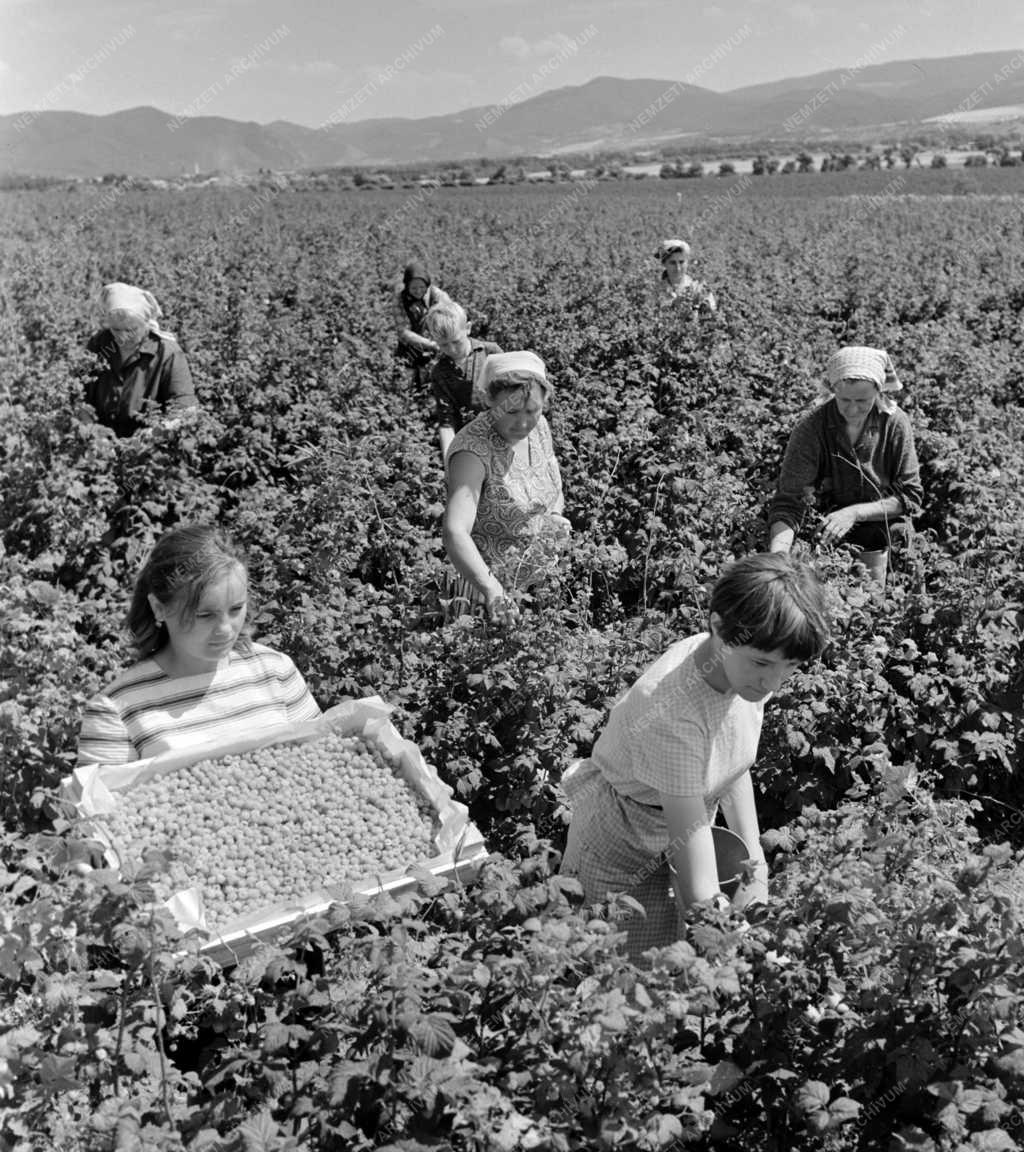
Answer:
top-left (77, 643), bottom-right (321, 770)
top-left (590, 633), bottom-right (764, 816)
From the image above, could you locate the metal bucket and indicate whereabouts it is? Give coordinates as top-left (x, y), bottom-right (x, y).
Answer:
top-left (713, 825), bottom-right (752, 900)
top-left (855, 548), bottom-right (889, 586)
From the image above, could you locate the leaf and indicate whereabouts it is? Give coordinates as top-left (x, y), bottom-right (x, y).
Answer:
top-left (26, 581), bottom-right (60, 607)
top-left (38, 1054), bottom-right (82, 1094)
top-left (708, 1060), bottom-right (744, 1096)
top-left (994, 1049), bottom-right (1024, 1083)
top-left (969, 1133), bottom-right (1018, 1151)
top-left (237, 1109), bottom-right (280, 1152)
top-left (796, 1080), bottom-right (830, 1114)
top-left (828, 1097), bottom-right (861, 1124)
top-left (646, 1113), bottom-right (683, 1146)
top-left (262, 1023), bottom-right (292, 1054)
top-left (121, 1048), bottom-right (164, 1078)
top-left (406, 1013), bottom-right (457, 1057)
top-left (890, 1126), bottom-right (938, 1151)
top-left (958, 1088), bottom-right (989, 1114)
top-left (576, 975), bottom-right (601, 1001)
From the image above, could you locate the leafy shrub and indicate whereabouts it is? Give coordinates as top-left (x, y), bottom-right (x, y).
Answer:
top-left (2, 177), bottom-right (1024, 1146)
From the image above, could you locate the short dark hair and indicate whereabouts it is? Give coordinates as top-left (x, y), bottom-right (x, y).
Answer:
top-left (710, 553), bottom-right (830, 662)
top-left (126, 524), bottom-right (250, 658)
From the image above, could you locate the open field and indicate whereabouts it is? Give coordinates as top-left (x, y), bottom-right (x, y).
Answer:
top-left (2, 168), bottom-right (1024, 1149)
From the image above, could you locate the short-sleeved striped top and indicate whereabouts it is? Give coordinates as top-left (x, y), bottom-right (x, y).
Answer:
top-left (590, 632), bottom-right (764, 815)
top-left (76, 642), bottom-right (321, 769)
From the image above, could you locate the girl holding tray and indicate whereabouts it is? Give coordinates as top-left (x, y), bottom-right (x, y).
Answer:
top-left (76, 524), bottom-right (321, 787)
top-left (559, 553), bottom-right (830, 962)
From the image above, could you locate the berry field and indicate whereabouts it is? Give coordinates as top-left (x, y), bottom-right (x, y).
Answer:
top-left (1, 168), bottom-right (1024, 1149)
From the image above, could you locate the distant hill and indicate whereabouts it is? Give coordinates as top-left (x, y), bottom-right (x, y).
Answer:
top-left (2, 51), bottom-right (1023, 177)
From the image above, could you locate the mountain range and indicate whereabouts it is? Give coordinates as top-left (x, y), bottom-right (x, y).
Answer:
top-left (2, 51), bottom-right (1023, 178)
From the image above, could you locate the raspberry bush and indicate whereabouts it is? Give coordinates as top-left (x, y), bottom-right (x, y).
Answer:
top-left (1, 168), bottom-right (1023, 1149)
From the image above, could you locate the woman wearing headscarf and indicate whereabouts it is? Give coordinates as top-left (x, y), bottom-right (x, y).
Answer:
top-left (768, 346), bottom-right (923, 584)
top-left (442, 351), bottom-right (569, 622)
top-left (392, 259), bottom-right (452, 381)
top-left (85, 282), bottom-right (197, 437)
top-left (655, 238), bottom-right (717, 313)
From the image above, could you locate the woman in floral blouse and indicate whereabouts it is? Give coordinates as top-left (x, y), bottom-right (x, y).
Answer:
top-left (442, 352), bottom-right (569, 622)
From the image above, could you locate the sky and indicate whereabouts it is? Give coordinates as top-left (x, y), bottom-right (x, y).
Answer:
top-left (1, 0), bottom-right (1022, 128)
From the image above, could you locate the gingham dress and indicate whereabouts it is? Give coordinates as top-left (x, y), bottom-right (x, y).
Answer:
top-left (560, 633), bottom-right (764, 961)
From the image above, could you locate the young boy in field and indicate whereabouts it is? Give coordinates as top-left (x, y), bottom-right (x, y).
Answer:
top-left (424, 301), bottom-right (501, 460)
top-left (560, 552), bottom-right (830, 962)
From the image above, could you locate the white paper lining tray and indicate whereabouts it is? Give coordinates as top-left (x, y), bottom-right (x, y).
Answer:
top-left (62, 696), bottom-right (489, 965)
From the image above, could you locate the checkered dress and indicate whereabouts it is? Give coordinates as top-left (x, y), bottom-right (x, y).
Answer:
top-left (559, 634), bottom-right (765, 962)
top-left (561, 767), bottom-right (683, 958)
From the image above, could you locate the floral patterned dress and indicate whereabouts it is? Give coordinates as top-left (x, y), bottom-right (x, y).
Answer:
top-left (446, 409), bottom-right (567, 600)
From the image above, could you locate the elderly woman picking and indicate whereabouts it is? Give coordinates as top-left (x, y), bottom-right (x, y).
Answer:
top-left (442, 351), bottom-right (569, 621)
top-left (392, 258), bottom-right (452, 382)
top-left (768, 346), bottom-right (923, 584)
top-left (655, 238), bottom-right (717, 313)
top-left (85, 282), bottom-right (197, 437)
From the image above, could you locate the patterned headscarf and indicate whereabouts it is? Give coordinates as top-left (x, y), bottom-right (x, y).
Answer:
top-left (100, 282), bottom-right (173, 337)
top-left (657, 238), bottom-right (691, 262)
top-left (826, 346), bottom-right (902, 393)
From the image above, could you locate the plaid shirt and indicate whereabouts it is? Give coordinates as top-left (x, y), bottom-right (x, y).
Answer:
top-left (590, 633), bottom-right (764, 814)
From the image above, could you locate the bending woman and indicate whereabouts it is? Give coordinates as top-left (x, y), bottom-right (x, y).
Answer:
top-left (768, 345), bottom-right (923, 583)
top-left (77, 524), bottom-right (321, 787)
top-left (392, 259), bottom-right (452, 380)
top-left (560, 553), bottom-right (830, 963)
top-left (86, 282), bottom-right (197, 437)
top-left (442, 351), bottom-right (569, 622)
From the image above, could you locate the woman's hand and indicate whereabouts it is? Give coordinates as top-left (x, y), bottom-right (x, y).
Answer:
top-left (484, 581), bottom-right (519, 626)
top-left (821, 505), bottom-right (859, 543)
top-left (733, 859), bottom-right (769, 910)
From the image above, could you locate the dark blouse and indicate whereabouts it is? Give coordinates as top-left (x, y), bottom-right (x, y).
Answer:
top-left (769, 399), bottom-right (923, 531)
top-left (86, 330), bottom-right (196, 437)
top-left (430, 339), bottom-right (502, 431)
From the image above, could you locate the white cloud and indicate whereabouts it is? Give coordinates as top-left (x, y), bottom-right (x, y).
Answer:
top-left (289, 60), bottom-right (338, 77)
top-left (785, 3), bottom-right (819, 28)
top-left (499, 32), bottom-right (580, 60)
top-left (157, 9), bottom-right (224, 43)
top-left (499, 35), bottom-right (532, 60)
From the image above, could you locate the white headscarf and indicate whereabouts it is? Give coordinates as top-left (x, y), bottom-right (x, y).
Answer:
top-left (657, 238), bottom-right (691, 262)
top-left (826, 346), bottom-right (902, 393)
top-left (483, 351), bottom-right (547, 391)
top-left (100, 282), bottom-right (174, 338)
